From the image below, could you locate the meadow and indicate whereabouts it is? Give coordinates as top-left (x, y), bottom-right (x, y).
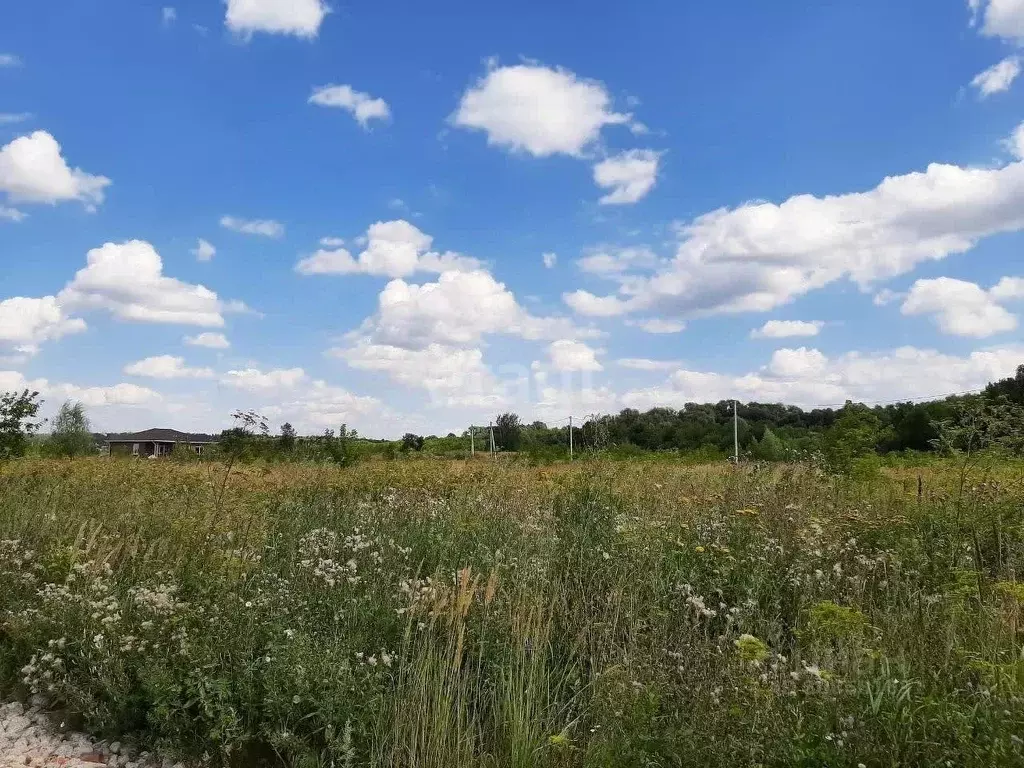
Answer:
top-left (1, 455), bottom-right (1024, 767)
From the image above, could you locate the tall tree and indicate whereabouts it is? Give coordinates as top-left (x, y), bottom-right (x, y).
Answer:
top-left (494, 412), bottom-right (522, 451)
top-left (0, 390), bottom-right (43, 460)
top-left (47, 400), bottom-right (94, 457)
top-left (279, 422), bottom-right (297, 452)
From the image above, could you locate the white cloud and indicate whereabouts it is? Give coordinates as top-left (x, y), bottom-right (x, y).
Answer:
top-left (0, 131), bottom-right (111, 209)
top-left (221, 367), bottom-right (307, 392)
top-left (577, 246), bottom-right (659, 277)
top-left (0, 113), bottom-right (32, 125)
top-left (565, 122), bottom-right (1024, 320)
top-left (0, 296), bottom-right (86, 353)
top-left (452, 62), bottom-right (632, 157)
top-left (296, 220), bottom-right (480, 277)
top-left (616, 358), bottom-right (680, 371)
top-left (622, 345), bottom-right (1024, 410)
top-left (0, 206), bottom-right (26, 222)
top-left (563, 290), bottom-right (631, 317)
top-left (0, 54), bottom-right (21, 68)
top-left (751, 320), bottom-right (824, 339)
top-left (627, 318), bottom-right (687, 334)
top-left (220, 215), bottom-right (284, 238)
top-left (335, 342), bottom-right (504, 408)
top-left (192, 238), bottom-right (216, 261)
top-left (184, 332), bottom-right (230, 349)
top-left (59, 240), bottom-right (245, 327)
top-left (262, 379), bottom-right (383, 432)
top-left (162, 7), bottom-right (177, 24)
top-left (124, 355), bottom-right (215, 379)
top-left (353, 269), bottom-right (589, 350)
top-left (901, 276), bottom-right (1021, 337)
top-left (319, 236), bottom-right (345, 248)
top-left (1007, 122), bottom-right (1024, 159)
top-left (991, 276), bottom-right (1024, 299)
top-left (0, 370), bottom-right (162, 408)
top-left (972, 0), bottom-right (1024, 42)
top-left (593, 149), bottom-right (661, 204)
top-left (873, 288), bottom-right (903, 306)
top-left (57, 383), bottom-right (162, 408)
top-left (543, 252), bottom-right (557, 268)
top-left (971, 56), bottom-right (1021, 97)
top-left (309, 84), bottom-right (391, 128)
top-left (224, 0), bottom-right (328, 38)
top-left (547, 339), bottom-right (602, 372)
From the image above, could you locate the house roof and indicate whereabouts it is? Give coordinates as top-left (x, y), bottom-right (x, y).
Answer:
top-left (105, 429), bottom-right (219, 443)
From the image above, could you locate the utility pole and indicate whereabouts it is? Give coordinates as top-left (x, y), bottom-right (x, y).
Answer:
top-left (569, 415), bottom-right (574, 461)
top-left (489, 422), bottom-right (496, 457)
top-left (733, 400), bottom-right (739, 464)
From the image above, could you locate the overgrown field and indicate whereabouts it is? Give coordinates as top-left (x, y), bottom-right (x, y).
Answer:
top-left (2, 457), bottom-right (1024, 767)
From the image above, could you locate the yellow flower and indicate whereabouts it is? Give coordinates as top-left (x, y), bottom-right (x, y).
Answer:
top-left (694, 546), bottom-right (706, 553)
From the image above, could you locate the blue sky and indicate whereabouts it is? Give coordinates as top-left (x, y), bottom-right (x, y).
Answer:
top-left (2, 0), bottom-right (1024, 437)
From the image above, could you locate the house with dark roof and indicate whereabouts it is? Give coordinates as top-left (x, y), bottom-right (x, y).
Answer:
top-left (105, 429), bottom-right (219, 458)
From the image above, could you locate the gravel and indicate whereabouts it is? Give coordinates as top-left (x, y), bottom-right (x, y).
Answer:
top-left (0, 700), bottom-right (184, 768)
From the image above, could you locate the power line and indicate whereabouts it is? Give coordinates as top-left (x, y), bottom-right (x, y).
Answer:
top-left (797, 388), bottom-right (982, 410)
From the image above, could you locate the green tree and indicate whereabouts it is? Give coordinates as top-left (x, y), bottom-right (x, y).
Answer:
top-left (751, 427), bottom-right (787, 462)
top-left (821, 403), bottom-right (887, 474)
top-left (401, 433), bottom-right (424, 452)
top-left (279, 422), bottom-right (297, 452)
top-left (47, 400), bottom-right (94, 457)
top-left (494, 412), bottom-right (522, 451)
top-left (0, 389), bottom-right (43, 460)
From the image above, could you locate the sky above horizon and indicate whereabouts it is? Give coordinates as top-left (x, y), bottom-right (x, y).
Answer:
top-left (2, 0), bottom-right (1024, 438)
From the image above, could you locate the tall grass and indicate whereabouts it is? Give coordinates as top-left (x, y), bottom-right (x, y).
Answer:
top-left (1, 457), bottom-right (1024, 766)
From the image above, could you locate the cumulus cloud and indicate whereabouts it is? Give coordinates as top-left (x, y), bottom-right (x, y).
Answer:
top-left (543, 252), bottom-right (557, 268)
top-left (971, 56), bottom-right (1021, 97)
top-left (332, 267), bottom-right (596, 405)
top-left (593, 150), bottom-right (661, 204)
top-left (296, 220), bottom-right (480, 277)
top-left (0, 131), bottom-right (110, 210)
top-left (751, 320), bottom-right (824, 339)
top-left (565, 121), bottom-right (1024, 321)
top-left (124, 355), bottom-right (215, 379)
top-left (309, 84), bottom-right (391, 128)
top-left (184, 332), bottom-right (230, 349)
top-left (59, 240), bottom-right (245, 327)
top-left (0, 296), bottom-right (86, 353)
top-left (221, 367), bottom-right (307, 392)
top-left (616, 358), bottom-right (680, 371)
top-left (577, 246), bottom-right (660, 278)
top-left (192, 238), bottom-right (216, 261)
top-left (622, 345), bottom-right (1024, 410)
top-left (901, 276), bottom-right (1022, 337)
top-left (627, 318), bottom-right (687, 334)
top-left (352, 269), bottom-right (591, 350)
top-left (335, 341), bottom-right (504, 408)
top-left (547, 339), bottom-right (602, 372)
top-left (261, 379), bottom-right (383, 432)
top-left (162, 7), bottom-right (177, 24)
top-left (0, 370), bottom-right (161, 408)
top-left (224, 0), bottom-right (328, 38)
top-left (220, 215), bottom-right (283, 238)
top-left (972, 0), bottom-right (1024, 42)
top-left (451, 62), bottom-right (633, 157)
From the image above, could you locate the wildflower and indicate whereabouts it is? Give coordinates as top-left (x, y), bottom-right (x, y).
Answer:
top-left (695, 546), bottom-right (706, 553)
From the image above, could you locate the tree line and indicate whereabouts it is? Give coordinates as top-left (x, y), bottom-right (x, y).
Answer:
top-left (1, 364), bottom-right (1022, 466)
